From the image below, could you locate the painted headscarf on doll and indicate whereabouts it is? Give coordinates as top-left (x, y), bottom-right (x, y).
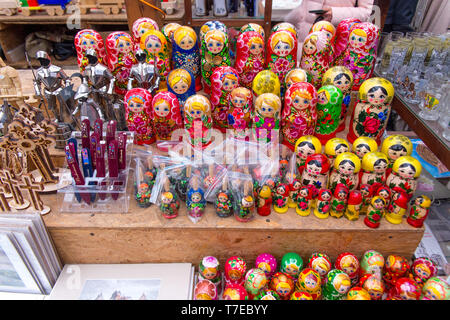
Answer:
top-left (235, 31), bottom-right (265, 77)
top-left (333, 18), bottom-right (361, 60)
top-left (151, 91), bottom-right (183, 126)
top-left (132, 17), bottom-right (159, 49)
top-left (124, 88), bottom-right (153, 119)
top-left (282, 81), bottom-right (318, 120)
top-left (74, 29), bottom-right (107, 71)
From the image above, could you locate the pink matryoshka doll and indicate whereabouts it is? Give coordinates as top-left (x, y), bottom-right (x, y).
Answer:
top-left (410, 257), bottom-right (438, 288)
top-left (309, 20), bottom-right (336, 61)
top-left (194, 279), bottom-right (218, 300)
top-left (308, 253), bottom-right (332, 282)
top-left (131, 17), bottom-right (159, 51)
top-left (151, 91), bottom-right (183, 141)
top-left (235, 31), bottom-right (265, 89)
top-left (225, 256), bottom-right (247, 287)
top-left (210, 66), bottom-right (240, 132)
top-left (390, 277), bottom-right (421, 300)
top-left (74, 29), bottom-right (107, 72)
top-left (332, 18), bottom-right (361, 65)
top-left (106, 31), bottom-right (136, 95)
top-left (266, 30), bottom-right (298, 85)
top-left (255, 253), bottom-right (278, 279)
top-left (342, 22), bottom-right (380, 91)
top-left (124, 88), bottom-right (154, 145)
top-left (227, 86), bottom-right (253, 138)
top-left (140, 29), bottom-right (171, 88)
top-left (281, 81), bottom-right (318, 151)
top-left (300, 31), bottom-right (332, 89)
top-left (335, 252), bottom-right (360, 286)
top-left (183, 94), bottom-right (213, 149)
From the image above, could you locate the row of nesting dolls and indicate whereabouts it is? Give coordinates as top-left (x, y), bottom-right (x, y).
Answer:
top-left (194, 251), bottom-right (448, 300)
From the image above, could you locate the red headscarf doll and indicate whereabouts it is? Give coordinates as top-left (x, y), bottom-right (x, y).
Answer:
top-left (235, 31), bottom-right (265, 89)
top-left (124, 88), bottom-right (154, 145)
top-left (74, 29), bottom-right (107, 72)
top-left (151, 91), bottom-right (183, 141)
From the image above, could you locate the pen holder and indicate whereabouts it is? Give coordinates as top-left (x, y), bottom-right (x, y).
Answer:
top-left (56, 131), bottom-right (134, 213)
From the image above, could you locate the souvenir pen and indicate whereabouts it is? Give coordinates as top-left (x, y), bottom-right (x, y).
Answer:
top-left (106, 120), bottom-right (116, 150)
top-left (65, 145), bottom-right (90, 204)
top-left (81, 147), bottom-right (96, 203)
top-left (117, 131), bottom-right (127, 171)
top-left (67, 137), bottom-right (78, 165)
top-left (108, 140), bottom-right (120, 200)
top-left (81, 118), bottom-right (90, 150)
top-left (96, 140), bottom-right (107, 200)
top-left (90, 133), bottom-right (98, 171)
top-left (94, 118), bottom-right (103, 142)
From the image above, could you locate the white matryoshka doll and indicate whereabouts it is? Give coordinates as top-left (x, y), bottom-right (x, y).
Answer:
top-left (140, 29), bottom-right (171, 89)
top-left (74, 29), bottom-right (107, 73)
top-left (131, 17), bottom-right (159, 51)
top-left (266, 30), bottom-right (297, 85)
top-left (234, 31), bottom-right (265, 89)
top-left (300, 31), bottom-right (332, 89)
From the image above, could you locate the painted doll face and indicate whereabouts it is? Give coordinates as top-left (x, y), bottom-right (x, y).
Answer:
top-left (117, 38), bottom-right (132, 53)
top-left (298, 145), bottom-right (315, 159)
top-left (172, 80), bottom-right (189, 94)
top-left (249, 40), bottom-right (263, 55)
top-left (369, 289), bottom-right (382, 300)
top-left (223, 76), bottom-right (238, 92)
top-left (80, 35), bottom-right (97, 50)
top-left (313, 264), bottom-right (327, 276)
top-left (179, 34), bottom-right (196, 50)
top-left (202, 268), bottom-right (217, 279)
top-left (277, 186), bottom-right (286, 195)
top-left (378, 189), bottom-right (390, 200)
top-left (373, 161), bottom-right (387, 174)
top-left (128, 99), bottom-right (145, 113)
top-left (285, 264), bottom-right (298, 276)
top-left (321, 192), bottom-right (331, 201)
top-left (242, 197), bottom-right (254, 207)
top-left (277, 284), bottom-right (290, 296)
top-left (374, 199), bottom-right (385, 210)
top-left (218, 194), bottom-right (228, 203)
top-left (355, 145), bottom-right (370, 158)
top-left (398, 165), bottom-right (416, 179)
top-left (258, 262), bottom-right (270, 273)
top-left (414, 265), bottom-right (430, 280)
top-left (337, 191), bottom-right (347, 200)
top-left (293, 181), bottom-right (301, 190)
top-left (349, 31), bottom-right (367, 48)
top-left (232, 95), bottom-right (246, 108)
top-left (274, 40), bottom-right (291, 57)
top-left (337, 283), bottom-right (350, 294)
top-left (333, 75), bottom-right (351, 92)
top-left (323, 31), bottom-right (333, 41)
top-left (300, 189), bottom-right (309, 197)
top-left (292, 94), bottom-right (311, 110)
top-left (367, 88), bottom-right (387, 105)
top-left (342, 265), bottom-right (356, 275)
top-left (339, 162), bottom-right (355, 175)
top-left (145, 37), bottom-right (162, 54)
top-left (162, 195), bottom-right (172, 204)
top-left (305, 275), bottom-right (317, 289)
top-left (189, 108), bottom-right (204, 119)
top-left (388, 146), bottom-right (407, 161)
top-left (207, 38), bottom-right (224, 54)
top-left (318, 91), bottom-right (329, 105)
top-left (424, 289), bottom-right (439, 300)
top-left (259, 101), bottom-right (275, 118)
top-left (229, 270), bottom-right (241, 280)
top-left (307, 162), bottom-right (322, 175)
top-left (335, 145), bottom-right (349, 155)
top-left (154, 101), bottom-right (170, 118)
top-left (139, 185), bottom-right (149, 193)
top-left (191, 192), bottom-right (203, 203)
top-left (138, 24), bottom-right (152, 37)
top-left (303, 41), bottom-right (316, 55)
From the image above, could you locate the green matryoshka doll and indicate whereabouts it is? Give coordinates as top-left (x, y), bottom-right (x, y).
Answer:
top-left (322, 269), bottom-right (352, 300)
top-left (280, 252), bottom-right (304, 279)
top-left (314, 85), bottom-right (344, 145)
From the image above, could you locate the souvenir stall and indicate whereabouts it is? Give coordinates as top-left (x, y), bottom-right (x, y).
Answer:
top-left (0, 0), bottom-right (449, 301)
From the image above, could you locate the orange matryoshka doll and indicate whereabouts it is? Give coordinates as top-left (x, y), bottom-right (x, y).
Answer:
top-left (140, 29), bottom-right (171, 88)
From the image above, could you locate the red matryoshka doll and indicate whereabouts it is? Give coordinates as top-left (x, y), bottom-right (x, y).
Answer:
top-left (385, 187), bottom-right (409, 225)
top-left (360, 183), bottom-right (373, 214)
top-left (383, 254), bottom-right (410, 288)
top-left (314, 189), bottom-right (333, 219)
top-left (342, 22), bottom-right (380, 91)
top-left (295, 185), bottom-right (314, 216)
top-left (314, 85), bottom-right (343, 144)
top-left (290, 291), bottom-right (313, 300)
top-left (329, 183), bottom-right (349, 219)
top-left (309, 20), bottom-right (336, 61)
top-left (360, 273), bottom-right (385, 300)
top-left (255, 253), bottom-right (278, 279)
top-left (287, 177), bottom-right (302, 209)
top-left (346, 287), bottom-right (371, 300)
top-left (244, 268), bottom-right (268, 299)
top-left (183, 94), bottom-right (213, 149)
top-left (252, 93), bottom-right (281, 142)
top-left (256, 184), bottom-right (272, 216)
top-left (344, 190), bottom-right (363, 221)
top-left (300, 31), bottom-right (332, 89)
top-left (198, 256), bottom-right (221, 286)
top-left (390, 277), bottom-right (421, 300)
top-left (407, 195), bottom-right (432, 228)
top-left (300, 153), bottom-right (330, 195)
top-left (324, 137), bottom-right (350, 167)
top-left (335, 252), bottom-right (360, 285)
top-left (353, 136), bottom-right (378, 160)
top-left (227, 87), bottom-right (253, 137)
top-left (151, 91), bottom-right (183, 141)
top-left (360, 250), bottom-right (385, 277)
top-left (124, 88), bottom-right (154, 145)
top-left (74, 29), bottom-right (107, 72)
top-left (333, 18), bottom-right (361, 64)
top-left (281, 82), bottom-right (318, 150)
top-left (225, 256), bottom-right (247, 286)
top-left (381, 134), bottom-right (413, 174)
top-left (235, 31), bottom-right (265, 89)
top-left (360, 151), bottom-right (389, 186)
top-left (329, 152), bottom-right (361, 192)
top-left (266, 30), bottom-right (297, 85)
top-left (421, 277), bottom-right (450, 300)
top-left (210, 66), bottom-right (240, 131)
top-left (294, 135), bottom-right (322, 175)
top-left (273, 181), bottom-right (290, 214)
top-left (269, 272), bottom-right (295, 300)
top-left (307, 253), bottom-right (332, 282)
top-left (194, 279), bottom-right (218, 300)
top-left (255, 289), bottom-right (280, 300)
top-left (106, 32), bottom-right (136, 95)
top-left (386, 155), bottom-right (422, 199)
top-left (131, 17), bottom-right (159, 51)
top-left (222, 284), bottom-right (248, 300)
top-left (295, 268), bottom-right (322, 300)
top-left (240, 23), bottom-right (265, 38)
top-left (364, 196), bottom-right (386, 228)
top-left (140, 30), bottom-right (171, 88)
top-left (347, 77), bottom-right (395, 145)
top-left (410, 257), bottom-right (438, 288)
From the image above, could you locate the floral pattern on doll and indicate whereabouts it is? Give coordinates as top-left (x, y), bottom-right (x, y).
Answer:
top-left (266, 30), bottom-right (297, 84)
top-left (235, 31), bottom-right (265, 89)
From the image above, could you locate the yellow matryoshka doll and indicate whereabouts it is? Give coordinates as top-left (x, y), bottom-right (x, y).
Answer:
top-left (324, 137), bottom-right (350, 167)
top-left (386, 156), bottom-right (422, 200)
top-left (360, 151), bottom-right (389, 186)
top-left (353, 136), bottom-right (378, 160)
top-left (329, 152), bottom-right (361, 193)
top-left (381, 134), bottom-right (413, 174)
top-left (251, 70), bottom-right (281, 98)
top-left (294, 135), bottom-right (322, 176)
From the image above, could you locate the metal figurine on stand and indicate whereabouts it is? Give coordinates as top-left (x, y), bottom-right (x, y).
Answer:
top-left (127, 49), bottom-right (160, 96)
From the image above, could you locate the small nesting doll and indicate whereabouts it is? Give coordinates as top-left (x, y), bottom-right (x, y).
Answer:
top-left (215, 176), bottom-right (234, 218)
top-left (131, 17), bottom-right (159, 51)
top-left (307, 253), bottom-right (332, 282)
top-left (295, 185), bottom-right (314, 216)
top-left (253, 93), bottom-right (281, 142)
top-left (151, 91), bottom-right (183, 141)
top-left (314, 189), bottom-right (332, 219)
top-left (314, 85), bottom-right (343, 144)
top-left (386, 156), bottom-right (422, 199)
top-left (187, 176), bottom-right (207, 222)
top-left (74, 29), bottom-right (107, 72)
top-left (240, 23), bottom-right (265, 38)
top-left (309, 20), bottom-right (336, 61)
top-left (322, 269), bottom-right (352, 300)
top-left (407, 195), bottom-right (432, 228)
top-left (140, 30), bottom-right (171, 88)
top-left (244, 268), bottom-right (268, 299)
top-left (198, 256), bottom-right (221, 286)
top-left (360, 250), bottom-right (385, 277)
top-left (346, 287), bottom-right (371, 300)
top-left (381, 134), bottom-right (413, 173)
top-left (106, 31), bottom-right (136, 95)
top-left (159, 178), bottom-right (180, 219)
top-left (385, 188), bottom-right (409, 225)
top-left (201, 29), bottom-right (231, 93)
top-left (410, 257), bottom-right (438, 288)
top-left (390, 278), bottom-right (421, 300)
top-left (335, 252), bottom-right (360, 286)
top-left (287, 177), bottom-right (302, 209)
top-left (284, 68), bottom-right (311, 93)
top-left (342, 22), bottom-right (380, 90)
top-left (329, 152), bottom-right (361, 192)
top-left (235, 31), bottom-right (265, 89)
top-left (364, 196), bottom-right (386, 228)
top-left (322, 66), bottom-right (354, 133)
top-left (281, 82), bottom-right (318, 151)
top-left (421, 277), bottom-right (450, 300)
top-left (295, 268), bottom-right (322, 300)
top-left (172, 26), bottom-right (202, 91)
top-left (360, 151), bottom-right (389, 185)
top-left (124, 88), bottom-right (154, 145)
top-left (256, 184), bottom-right (273, 216)
top-left (194, 279), bottom-right (218, 300)
top-left (222, 284), bottom-right (248, 300)
top-left (255, 253), bottom-right (278, 279)
top-left (360, 273), bottom-right (385, 300)
top-left (273, 181), bottom-right (290, 214)
top-left (266, 30), bottom-right (298, 85)
top-left (347, 77), bottom-right (395, 145)
top-left (184, 94), bottom-right (213, 149)
top-left (210, 66), bottom-right (240, 131)
top-left (294, 135), bottom-right (322, 175)
top-left (345, 190), bottom-right (363, 221)
top-left (359, 183), bottom-right (373, 214)
top-left (332, 18), bottom-right (361, 65)
top-left (300, 31), bottom-right (332, 89)
top-left (235, 179), bottom-right (255, 223)
top-left (227, 87), bottom-right (253, 138)
top-left (269, 272), bottom-right (295, 300)
top-left (167, 68), bottom-right (196, 112)
top-left (225, 256), bottom-right (247, 286)
top-left (353, 136), bottom-right (378, 160)
top-left (384, 255), bottom-right (411, 289)
top-left (280, 252), bottom-right (303, 280)
top-left (329, 183), bottom-right (349, 218)
top-left (300, 153), bottom-right (330, 195)
top-left (324, 137), bottom-right (350, 167)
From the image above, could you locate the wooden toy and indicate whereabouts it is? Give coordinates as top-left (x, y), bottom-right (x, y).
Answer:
top-left (215, 176), bottom-right (234, 218)
top-left (284, 68), bottom-right (311, 92)
top-left (140, 30), bottom-right (171, 88)
top-left (407, 195), bottom-right (432, 228)
top-left (271, 22), bottom-right (297, 37)
top-left (329, 183), bottom-right (349, 219)
top-left (159, 176), bottom-right (180, 219)
top-left (322, 269), bottom-right (352, 300)
top-left (244, 268), bottom-right (267, 299)
top-left (300, 153), bottom-right (330, 196)
top-left (151, 91), bottom-right (183, 141)
top-left (251, 70), bottom-right (281, 97)
top-left (131, 17), bottom-right (159, 51)
top-left (74, 29), bottom-right (107, 72)
top-left (255, 253), bottom-right (277, 278)
top-left (199, 21), bottom-right (228, 41)
top-left (235, 180), bottom-right (255, 222)
top-left (224, 256), bottom-right (247, 286)
top-left (290, 291), bottom-right (313, 300)
top-left (234, 31), bottom-right (265, 89)
top-left (294, 135), bottom-right (322, 175)
top-left (227, 87), bottom-right (253, 138)
top-left (360, 273), bottom-right (385, 300)
top-left (161, 22), bottom-right (181, 70)
top-left (329, 152), bottom-right (361, 192)
top-left (194, 279), bottom-right (218, 300)
top-left (295, 185), bottom-right (313, 216)
top-left (280, 252), bottom-right (303, 279)
top-left (19, 173), bottom-right (50, 215)
top-left (421, 277), bottom-right (450, 300)
top-left (346, 287), bottom-right (371, 300)
top-left (390, 277), bottom-right (421, 300)
top-left (300, 31), bottom-right (332, 89)
top-left (0, 169), bottom-right (29, 210)
top-left (266, 30), bottom-right (297, 85)
top-left (198, 256), bottom-right (221, 286)
top-left (381, 134), bottom-right (413, 172)
top-left (222, 283), bottom-right (248, 300)
top-left (324, 137), bottom-right (350, 167)
top-left (309, 20), bottom-right (336, 59)
top-left (360, 151), bottom-right (389, 186)
top-left (335, 252), bottom-right (360, 285)
top-left (183, 94), bottom-right (213, 149)
top-left (385, 188), bottom-right (409, 225)
top-left (286, 177), bottom-right (301, 209)
top-left (360, 250), bottom-right (385, 277)
top-left (383, 255), bottom-right (411, 289)
top-left (273, 181), bottom-right (289, 214)
top-left (167, 68), bottom-right (196, 111)
top-left (333, 18), bottom-right (361, 65)
top-left (364, 196), bottom-right (386, 228)
top-left (386, 155), bottom-right (421, 199)
top-left (314, 85), bottom-right (343, 144)
top-left (352, 136), bottom-right (378, 159)
top-left (295, 268), bottom-right (322, 300)
top-left (313, 189), bottom-right (332, 219)
top-left (187, 175), bottom-right (206, 222)
top-left (124, 88), bottom-right (154, 145)
top-left (240, 23), bottom-right (265, 38)
top-left (269, 272), bottom-right (294, 300)
top-left (252, 93), bottom-right (281, 142)
top-left (344, 190), bottom-right (362, 221)
top-left (410, 257), bottom-right (437, 288)
top-left (255, 184), bottom-right (272, 216)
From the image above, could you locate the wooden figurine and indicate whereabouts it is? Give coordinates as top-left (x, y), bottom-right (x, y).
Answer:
top-left (198, 255), bottom-right (222, 286)
top-left (0, 57), bottom-right (30, 108)
top-left (135, 165), bottom-right (152, 208)
top-left (381, 134), bottom-right (413, 172)
top-left (309, 21), bottom-right (336, 56)
top-left (322, 66), bottom-right (354, 133)
top-left (252, 93), bottom-right (281, 142)
top-left (360, 151), bottom-right (389, 185)
top-left (195, 279), bottom-right (218, 300)
top-left (329, 183), bottom-right (349, 219)
top-left (273, 181), bottom-right (290, 214)
top-left (374, 184), bottom-right (391, 208)
top-left (347, 77), bottom-right (395, 145)
top-left (346, 287), bottom-right (371, 300)
top-left (124, 88), bottom-right (154, 145)
top-left (151, 91), bottom-right (183, 141)
top-left (244, 268), bottom-right (268, 299)
top-left (266, 30), bottom-right (298, 85)
top-left (187, 175), bottom-right (206, 222)
top-left (300, 153), bottom-right (330, 195)
top-left (314, 85), bottom-right (343, 144)
top-left (334, 252), bottom-right (360, 286)
top-left (74, 29), bottom-right (107, 72)
top-left (322, 269), bottom-right (352, 300)
top-left (345, 190), bottom-right (363, 221)
top-left (296, 268), bottom-right (322, 300)
top-left (287, 177), bottom-right (301, 209)
top-left (386, 155), bottom-right (422, 199)
top-left (360, 273), bottom-right (385, 300)
top-left (199, 21), bottom-right (228, 41)
top-left (324, 137), bottom-right (350, 167)
top-left (255, 253), bottom-right (277, 279)
top-left (0, 177), bottom-right (12, 212)
top-left (294, 135), bottom-right (322, 175)
top-left (281, 82), bottom-right (318, 151)
top-left (271, 22), bottom-right (297, 37)
top-left (364, 196), bottom-right (386, 228)
top-left (225, 256), bottom-right (247, 286)
top-left (0, 169), bottom-right (29, 210)
top-left (383, 254), bottom-right (410, 289)
top-left (269, 272), bottom-right (295, 300)
top-left (295, 185), bottom-right (313, 216)
top-left (131, 17), bottom-right (159, 51)
top-left (167, 68), bottom-right (196, 112)
top-left (385, 188), bottom-right (409, 225)
top-left (161, 22), bottom-right (181, 70)
top-left (227, 87), bottom-right (253, 139)
top-left (359, 183), bottom-right (373, 214)
top-left (300, 31), bottom-right (332, 89)
top-left (421, 277), bottom-right (450, 300)
top-left (313, 189), bottom-right (332, 219)
top-left (140, 30), bottom-right (171, 88)
top-left (251, 70), bottom-right (281, 98)
top-left (307, 253), bottom-right (332, 282)
top-left (234, 31), bottom-right (265, 89)
top-left (183, 94), bottom-right (213, 149)
top-left (407, 195), bottom-right (432, 228)
top-left (284, 68), bottom-right (311, 92)
top-left (18, 173), bottom-right (50, 215)
top-left (352, 136), bottom-right (378, 160)
top-left (255, 184), bottom-right (272, 216)
top-left (240, 23), bottom-right (265, 38)
top-left (280, 252), bottom-right (303, 279)
top-left (215, 176), bottom-right (233, 218)
top-left (236, 180), bottom-right (255, 222)
top-left (410, 257), bottom-right (437, 288)
top-left (332, 18), bottom-right (361, 65)
top-left (329, 152), bottom-right (361, 192)
top-left (159, 180), bottom-right (180, 219)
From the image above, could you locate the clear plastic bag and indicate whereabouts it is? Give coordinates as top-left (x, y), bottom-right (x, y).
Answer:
top-left (229, 169), bottom-right (255, 222)
top-left (133, 149), bottom-right (158, 209)
top-left (204, 165), bottom-right (234, 218)
top-left (186, 169), bottom-right (207, 224)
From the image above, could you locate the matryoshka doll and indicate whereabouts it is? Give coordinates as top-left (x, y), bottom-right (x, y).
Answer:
top-left (295, 268), bottom-right (322, 300)
top-left (386, 155), bottom-right (422, 199)
top-left (322, 66), bottom-right (354, 132)
top-left (324, 137), bottom-right (350, 167)
top-left (294, 135), bottom-right (322, 175)
top-left (161, 22), bottom-right (181, 70)
top-left (284, 68), bottom-right (311, 92)
top-left (309, 20), bottom-right (336, 60)
top-left (131, 17), bottom-right (159, 51)
top-left (390, 277), bottom-right (421, 300)
top-left (307, 253), bottom-right (332, 282)
top-left (342, 22), bottom-right (380, 90)
top-left (271, 22), bottom-right (297, 37)
top-left (360, 250), bottom-right (385, 277)
top-left (167, 68), bottom-right (196, 111)
top-left (159, 188), bottom-right (180, 219)
top-left (198, 256), bottom-right (221, 286)
top-left (151, 91), bottom-right (183, 141)
top-left (194, 279), bottom-right (218, 300)
top-left (172, 26), bottom-right (202, 91)
top-left (290, 291), bottom-right (313, 300)
top-left (105, 32), bottom-right (136, 95)
top-left (266, 30), bottom-right (297, 85)
top-left (410, 257), bottom-right (438, 288)
top-left (234, 31), bottom-right (265, 89)
top-left (344, 190), bottom-right (363, 221)
top-left (183, 94), bottom-right (213, 149)
top-left (364, 196), bottom-right (386, 228)
top-left (360, 273), bottom-right (385, 300)
top-left (314, 189), bottom-right (332, 219)
top-left (225, 256), bottom-right (247, 286)
top-left (74, 29), bottom-right (107, 72)
top-left (287, 177), bottom-right (302, 209)
top-left (360, 183), bottom-right (373, 214)
top-left (322, 269), bottom-right (352, 300)
top-left (244, 268), bottom-right (268, 299)
top-left (273, 181), bottom-right (290, 214)
top-left (329, 183), bottom-right (349, 219)
top-left (253, 93), bottom-right (281, 142)
top-left (407, 195), bottom-right (432, 228)
top-left (201, 29), bottom-right (231, 94)
top-left (347, 77), bottom-right (395, 145)
top-left (269, 272), bottom-right (295, 300)
top-left (255, 253), bottom-right (277, 279)
top-left (421, 277), bottom-right (450, 300)
top-left (381, 134), bottom-right (413, 174)
top-left (300, 153), bottom-right (330, 196)
top-left (314, 85), bottom-right (343, 144)
top-left (335, 252), bottom-right (360, 285)
top-left (329, 152), bottom-right (361, 192)
top-left (255, 184), bottom-right (272, 216)
top-left (352, 136), bottom-right (378, 160)
top-left (251, 70), bottom-right (281, 98)
top-left (280, 252), bottom-right (303, 280)
top-left (140, 30), bottom-right (171, 88)
top-left (383, 254), bottom-right (410, 288)
top-left (240, 23), bottom-right (265, 38)
top-left (222, 284), bottom-right (248, 300)
top-left (124, 88), bottom-right (154, 145)
top-left (385, 188), bottom-right (409, 225)
top-left (332, 18), bottom-right (361, 65)
top-left (186, 176), bottom-right (206, 222)
top-left (360, 151), bottom-right (389, 185)
top-left (281, 82), bottom-right (318, 151)
top-left (300, 31), bottom-right (332, 89)
top-left (347, 287), bottom-right (371, 300)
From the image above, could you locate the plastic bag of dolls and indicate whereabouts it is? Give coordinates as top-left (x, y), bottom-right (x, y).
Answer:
top-left (204, 165), bottom-right (234, 218)
top-left (133, 149), bottom-right (157, 209)
top-left (251, 158), bottom-right (279, 217)
top-left (150, 166), bottom-right (182, 221)
top-left (186, 168), bottom-right (208, 224)
top-left (228, 169), bottom-right (255, 222)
